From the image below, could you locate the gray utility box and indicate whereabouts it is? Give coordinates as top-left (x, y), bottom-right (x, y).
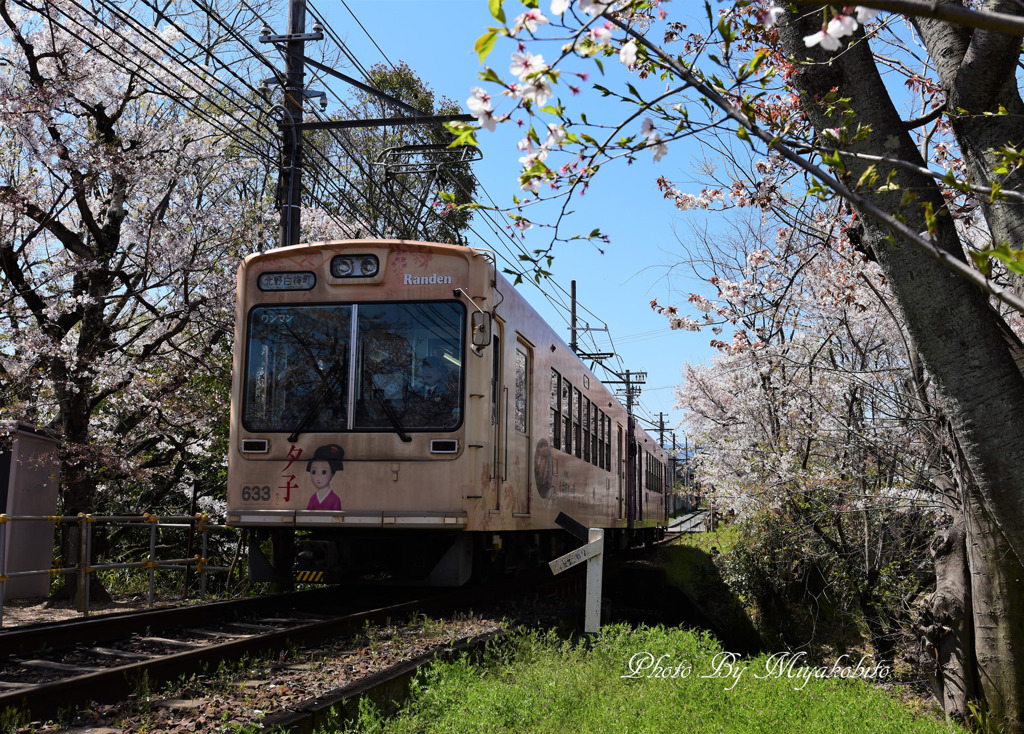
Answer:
top-left (1, 422), bottom-right (61, 599)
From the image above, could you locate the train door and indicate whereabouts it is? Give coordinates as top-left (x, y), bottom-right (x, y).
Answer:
top-left (617, 423), bottom-right (625, 521)
top-left (510, 339), bottom-right (532, 515)
top-left (489, 323), bottom-right (503, 513)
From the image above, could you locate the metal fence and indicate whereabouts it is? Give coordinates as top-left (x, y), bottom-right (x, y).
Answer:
top-left (0, 513), bottom-right (237, 626)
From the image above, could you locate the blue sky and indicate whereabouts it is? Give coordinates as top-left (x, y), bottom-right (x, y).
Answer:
top-left (314, 0), bottom-right (719, 442)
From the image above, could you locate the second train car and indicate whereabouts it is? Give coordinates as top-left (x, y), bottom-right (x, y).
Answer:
top-left (226, 239), bottom-right (669, 585)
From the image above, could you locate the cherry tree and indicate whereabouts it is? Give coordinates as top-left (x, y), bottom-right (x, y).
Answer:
top-left (459, 0), bottom-right (1024, 726)
top-left (0, 0), bottom-right (351, 597)
top-left (672, 215), bottom-right (944, 667)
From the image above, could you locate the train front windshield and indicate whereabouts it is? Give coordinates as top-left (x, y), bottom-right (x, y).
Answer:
top-left (243, 302), bottom-right (465, 434)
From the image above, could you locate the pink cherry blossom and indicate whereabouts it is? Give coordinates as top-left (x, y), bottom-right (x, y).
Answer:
top-left (801, 8), bottom-right (878, 49)
top-left (551, 0), bottom-right (570, 14)
top-left (513, 9), bottom-right (550, 34)
top-left (589, 25), bottom-right (613, 45)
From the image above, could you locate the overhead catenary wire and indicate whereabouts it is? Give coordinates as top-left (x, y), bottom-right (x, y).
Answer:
top-left (303, 3), bottom-right (659, 407)
top-left (211, 0), bottom-right (666, 407)
top-left (59, 0), bottom-right (282, 154)
top-left (41, 0), bottom-right (368, 243)
top-left (13, 0), bottom-right (632, 387)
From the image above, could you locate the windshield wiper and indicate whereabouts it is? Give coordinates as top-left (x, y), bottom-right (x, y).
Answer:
top-left (368, 376), bottom-right (413, 443)
top-left (288, 361), bottom-right (345, 443)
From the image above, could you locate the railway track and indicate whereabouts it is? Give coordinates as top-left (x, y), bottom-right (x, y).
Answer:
top-left (0, 567), bottom-right (579, 725)
top-left (0, 585), bottom-right (463, 721)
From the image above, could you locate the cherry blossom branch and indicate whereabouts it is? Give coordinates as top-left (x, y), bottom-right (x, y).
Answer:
top-left (602, 11), bottom-right (1024, 315)
top-left (790, 0), bottom-right (1024, 35)
top-left (788, 144), bottom-right (1024, 205)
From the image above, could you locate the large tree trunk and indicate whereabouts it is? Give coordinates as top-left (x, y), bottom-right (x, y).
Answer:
top-left (963, 485), bottom-right (1024, 725)
top-left (917, 516), bottom-right (973, 720)
top-left (777, 8), bottom-right (1024, 730)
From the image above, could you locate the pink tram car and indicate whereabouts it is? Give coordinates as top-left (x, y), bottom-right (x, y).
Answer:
top-left (226, 239), bottom-right (669, 585)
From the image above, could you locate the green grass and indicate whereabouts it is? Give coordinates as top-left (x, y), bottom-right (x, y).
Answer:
top-left (333, 625), bottom-right (957, 734)
top-left (676, 519), bottom-right (743, 554)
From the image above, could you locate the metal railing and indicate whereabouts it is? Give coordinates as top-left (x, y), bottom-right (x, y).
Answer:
top-left (0, 513), bottom-right (237, 626)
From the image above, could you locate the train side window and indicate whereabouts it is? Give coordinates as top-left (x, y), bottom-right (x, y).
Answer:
top-left (598, 409), bottom-right (606, 470)
top-left (605, 414), bottom-right (611, 469)
top-left (514, 347), bottom-right (529, 434)
top-left (550, 369), bottom-right (561, 450)
top-left (590, 403), bottom-right (598, 467)
top-left (573, 387), bottom-right (582, 459)
top-left (564, 380), bottom-right (573, 455)
top-left (582, 398), bottom-right (591, 463)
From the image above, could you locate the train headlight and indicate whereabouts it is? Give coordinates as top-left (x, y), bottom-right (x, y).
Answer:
top-left (359, 256), bottom-right (379, 276)
top-left (331, 256), bottom-right (353, 277)
top-left (331, 254), bottom-right (379, 278)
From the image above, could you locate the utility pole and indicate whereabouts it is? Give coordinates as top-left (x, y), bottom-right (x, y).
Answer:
top-left (259, 0), bottom-right (324, 249)
top-left (281, 0), bottom-right (306, 248)
top-left (570, 280), bottom-right (578, 354)
top-left (658, 411), bottom-right (666, 447)
top-left (671, 431), bottom-right (678, 513)
top-left (604, 369), bottom-right (645, 530)
top-left (566, 282), bottom-right (614, 362)
top-left (604, 369), bottom-right (646, 417)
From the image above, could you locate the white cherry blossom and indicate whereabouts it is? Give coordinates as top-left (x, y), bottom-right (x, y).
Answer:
top-left (510, 51), bottom-right (546, 80)
top-left (545, 122), bottom-right (567, 147)
top-left (801, 7), bottom-right (880, 50)
top-left (619, 39), bottom-right (638, 66)
top-left (473, 106), bottom-right (498, 132)
top-left (518, 137), bottom-right (550, 164)
top-left (827, 15), bottom-right (857, 39)
top-left (763, 7), bottom-right (785, 27)
top-left (648, 132), bottom-right (668, 162)
top-left (578, 0), bottom-right (609, 16)
top-left (521, 77), bottom-right (554, 106)
top-left (466, 86), bottom-right (492, 113)
top-left (855, 7), bottom-right (879, 24)
top-left (804, 29), bottom-right (842, 51)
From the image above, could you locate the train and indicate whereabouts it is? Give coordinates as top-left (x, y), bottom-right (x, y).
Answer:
top-left (225, 239), bottom-right (670, 586)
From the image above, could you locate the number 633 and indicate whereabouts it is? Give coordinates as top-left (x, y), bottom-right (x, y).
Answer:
top-left (242, 485), bottom-right (272, 501)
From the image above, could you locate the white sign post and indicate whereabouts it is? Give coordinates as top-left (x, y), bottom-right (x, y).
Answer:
top-left (548, 527), bottom-right (605, 634)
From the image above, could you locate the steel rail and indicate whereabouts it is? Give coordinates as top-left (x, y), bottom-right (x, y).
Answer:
top-left (0, 588), bottom-right (341, 659)
top-left (0, 581), bottom-right (507, 720)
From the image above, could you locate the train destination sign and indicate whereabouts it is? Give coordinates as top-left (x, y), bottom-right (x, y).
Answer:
top-left (257, 271), bottom-right (316, 291)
